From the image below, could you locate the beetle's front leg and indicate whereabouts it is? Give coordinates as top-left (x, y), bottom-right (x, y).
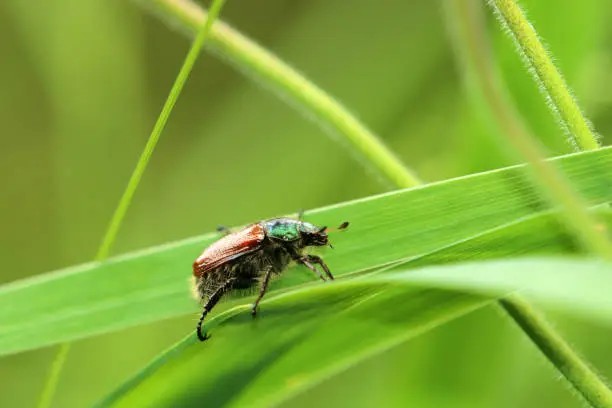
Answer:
top-left (299, 257), bottom-right (326, 281)
top-left (294, 254), bottom-right (332, 281)
top-left (302, 255), bottom-right (334, 280)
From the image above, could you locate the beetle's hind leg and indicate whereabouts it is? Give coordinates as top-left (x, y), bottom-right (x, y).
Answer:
top-left (196, 278), bottom-right (235, 341)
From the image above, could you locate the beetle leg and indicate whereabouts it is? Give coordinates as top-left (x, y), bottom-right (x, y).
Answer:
top-left (252, 267), bottom-right (273, 317)
top-left (297, 256), bottom-right (327, 281)
top-left (216, 225), bottom-right (231, 235)
top-left (304, 255), bottom-right (334, 280)
top-left (196, 278), bottom-right (235, 341)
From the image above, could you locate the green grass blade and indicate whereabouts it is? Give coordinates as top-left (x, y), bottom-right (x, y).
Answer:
top-left (98, 285), bottom-right (490, 408)
top-left (0, 147), bottom-right (610, 356)
top-left (406, 208), bottom-right (612, 268)
top-left (377, 258), bottom-right (612, 327)
top-left (97, 257), bottom-right (612, 407)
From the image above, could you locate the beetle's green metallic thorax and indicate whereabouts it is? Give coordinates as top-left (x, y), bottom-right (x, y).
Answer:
top-left (261, 218), bottom-right (301, 241)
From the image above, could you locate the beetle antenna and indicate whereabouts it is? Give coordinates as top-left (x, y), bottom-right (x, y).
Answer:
top-left (327, 222), bottom-right (350, 232)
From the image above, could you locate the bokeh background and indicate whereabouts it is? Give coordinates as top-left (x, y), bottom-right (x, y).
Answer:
top-left (2, 0), bottom-right (612, 407)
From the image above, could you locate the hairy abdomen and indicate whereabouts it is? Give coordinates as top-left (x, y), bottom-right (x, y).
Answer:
top-left (194, 247), bottom-right (293, 300)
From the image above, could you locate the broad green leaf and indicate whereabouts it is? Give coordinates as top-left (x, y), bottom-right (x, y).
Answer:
top-left (98, 257), bottom-right (612, 408)
top-left (0, 147), bottom-right (610, 356)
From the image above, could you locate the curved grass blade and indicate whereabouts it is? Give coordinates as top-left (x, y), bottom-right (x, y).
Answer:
top-left (377, 257), bottom-right (612, 327)
top-left (0, 148), bottom-right (610, 356)
top-left (98, 257), bottom-right (612, 407)
top-left (97, 284), bottom-right (489, 408)
top-left (406, 208), bottom-right (612, 268)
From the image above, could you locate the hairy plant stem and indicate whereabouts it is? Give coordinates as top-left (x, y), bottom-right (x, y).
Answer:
top-left (488, 0), bottom-right (600, 151)
top-left (35, 1), bottom-right (227, 407)
top-left (449, 2), bottom-right (612, 406)
top-left (453, 2), bottom-right (612, 257)
top-left (136, 0), bottom-right (421, 189)
top-left (501, 295), bottom-right (612, 407)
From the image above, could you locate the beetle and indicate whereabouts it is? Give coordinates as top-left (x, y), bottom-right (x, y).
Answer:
top-left (192, 217), bottom-right (349, 341)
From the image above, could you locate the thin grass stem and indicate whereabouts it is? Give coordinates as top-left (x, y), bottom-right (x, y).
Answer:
top-left (35, 1), bottom-right (227, 407)
top-left (136, 0), bottom-right (421, 189)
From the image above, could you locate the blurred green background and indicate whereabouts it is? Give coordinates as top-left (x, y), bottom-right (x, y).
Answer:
top-left (1, 0), bottom-right (611, 407)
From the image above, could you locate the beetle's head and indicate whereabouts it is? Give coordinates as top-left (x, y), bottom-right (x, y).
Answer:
top-left (299, 222), bottom-right (328, 247)
top-left (299, 221), bottom-right (349, 248)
